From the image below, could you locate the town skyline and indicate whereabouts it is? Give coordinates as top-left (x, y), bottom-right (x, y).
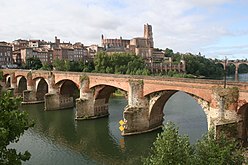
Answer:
top-left (1, 0), bottom-right (248, 60)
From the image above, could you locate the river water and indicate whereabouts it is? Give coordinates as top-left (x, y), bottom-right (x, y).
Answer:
top-left (10, 73), bottom-right (248, 165)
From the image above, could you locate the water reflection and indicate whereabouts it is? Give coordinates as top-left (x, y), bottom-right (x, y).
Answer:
top-left (10, 92), bottom-right (208, 165)
top-left (227, 73), bottom-right (248, 82)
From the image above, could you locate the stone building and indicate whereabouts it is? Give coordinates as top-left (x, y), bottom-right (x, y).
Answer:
top-left (12, 50), bottom-right (22, 66)
top-left (20, 47), bottom-right (53, 64)
top-left (101, 24), bottom-right (162, 60)
top-left (86, 44), bottom-right (104, 61)
top-left (0, 42), bottom-right (13, 67)
top-left (102, 35), bottom-right (130, 50)
top-left (101, 24), bottom-right (185, 73)
top-left (12, 39), bottom-right (29, 51)
top-left (29, 40), bottom-right (40, 48)
top-left (20, 48), bottom-right (33, 63)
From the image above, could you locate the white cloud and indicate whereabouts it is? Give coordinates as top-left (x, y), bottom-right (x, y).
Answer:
top-left (0, 0), bottom-right (247, 59)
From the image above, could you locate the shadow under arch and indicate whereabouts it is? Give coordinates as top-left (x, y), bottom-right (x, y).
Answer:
top-left (91, 84), bottom-right (128, 147)
top-left (3, 74), bottom-right (11, 88)
top-left (93, 84), bottom-right (128, 104)
top-left (91, 84), bottom-right (128, 116)
top-left (56, 79), bottom-right (80, 101)
top-left (17, 76), bottom-right (27, 94)
top-left (147, 90), bottom-right (208, 142)
top-left (36, 78), bottom-right (48, 101)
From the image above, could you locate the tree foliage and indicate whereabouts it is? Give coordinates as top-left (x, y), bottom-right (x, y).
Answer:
top-left (144, 122), bottom-right (245, 165)
top-left (0, 92), bottom-right (33, 164)
top-left (183, 54), bottom-right (223, 78)
top-left (163, 49), bottom-right (225, 78)
top-left (192, 131), bottom-right (244, 165)
top-left (94, 52), bottom-right (150, 75)
top-left (144, 122), bottom-right (193, 165)
top-left (41, 62), bottom-right (53, 71)
top-left (52, 59), bottom-right (94, 72)
top-left (25, 57), bottom-right (42, 70)
top-left (164, 48), bottom-right (174, 57)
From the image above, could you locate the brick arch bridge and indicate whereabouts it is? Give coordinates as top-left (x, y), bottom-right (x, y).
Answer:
top-left (1, 69), bottom-right (248, 142)
top-left (217, 60), bottom-right (248, 81)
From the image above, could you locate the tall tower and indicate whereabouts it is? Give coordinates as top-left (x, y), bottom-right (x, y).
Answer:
top-left (144, 24), bottom-right (154, 48)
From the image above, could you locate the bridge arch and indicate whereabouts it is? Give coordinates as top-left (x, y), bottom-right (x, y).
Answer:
top-left (3, 74), bottom-right (11, 88)
top-left (92, 84), bottom-right (128, 104)
top-left (17, 76), bottom-right (27, 94)
top-left (238, 63), bottom-right (248, 73)
top-left (56, 79), bottom-right (79, 100)
top-left (35, 78), bottom-right (48, 101)
top-left (147, 90), bottom-right (209, 130)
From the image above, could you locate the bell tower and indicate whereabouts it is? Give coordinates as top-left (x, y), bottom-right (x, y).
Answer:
top-left (144, 24), bottom-right (154, 48)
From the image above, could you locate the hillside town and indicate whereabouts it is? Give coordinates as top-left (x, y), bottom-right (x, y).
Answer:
top-left (0, 24), bottom-right (185, 73)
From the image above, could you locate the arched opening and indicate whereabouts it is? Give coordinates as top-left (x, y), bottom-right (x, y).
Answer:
top-left (93, 85), bottom-right (128, 141)
top-left (148, 90), bottom-right (208, 143)
top-left (17, 76), bottom-right (27, 94)
top-left (238, 63), bottom-right (248, 82)
top-left (93, 85), bottom-right (127, 115)
top-left (226, 63), bottom-right (236, 77)
top-left (59, 80), bottom-right (79, 101)
top-left (36, 78), bottom-right (48, 101)
top-left (238, 63), bottom-right (248, 73)
top-left (4, 75), bottom-right (11, 88)
top-left (238, 103), bottom-right (248, 146)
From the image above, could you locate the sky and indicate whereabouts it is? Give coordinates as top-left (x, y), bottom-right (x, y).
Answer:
top-left (0, 0), bottom-right (248, 60)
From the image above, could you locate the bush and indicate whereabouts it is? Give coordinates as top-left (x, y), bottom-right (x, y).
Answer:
top-left (143, 122), bottom-right (245, 165)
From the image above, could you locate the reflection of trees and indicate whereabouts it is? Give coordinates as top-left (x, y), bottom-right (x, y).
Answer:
top-left (21, 103), bottom-right (156, 164)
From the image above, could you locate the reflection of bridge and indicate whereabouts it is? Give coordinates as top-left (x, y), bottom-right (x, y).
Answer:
top-left (1, 69), bottom-right (248, 142)
top-left (217, 60), bottom-right (248, 81)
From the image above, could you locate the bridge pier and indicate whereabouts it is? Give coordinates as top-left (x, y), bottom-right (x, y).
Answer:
top-left (122, 80), bottom-right (153, 135)
top-left (235, 67), bottom-right (239, 82)
top-left (44, 93), bottom-right (73, 110)
top-left (209, 87), bottom-right (241, 139)
top-left (22, 72), bottom-right (39, 104)
top-left (10, 73), bottom-right (18, 94)
top-left (44, 72), bottom-right (74, 110)
top-left (76, 75), bottom-right (109, 120)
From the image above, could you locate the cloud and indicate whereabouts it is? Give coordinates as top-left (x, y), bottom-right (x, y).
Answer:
top-left (0, 0), bottom-right (247, 59)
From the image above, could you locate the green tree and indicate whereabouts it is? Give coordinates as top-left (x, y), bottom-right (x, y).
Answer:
top-left (94, 52), bottom-right (148, 75)
top-left (0, 92), bottom-right (33, 164)
top-left (53, 59), bottom-right (66, 71)
top-left (25, 57), bottom-right (42, 70)
top-left (41, 62), bottom-right (53, 71)
top-left (164, 48), bottom-right (174, 57)
top-left (144, 122), bottom-right (193, 165)
top-left (193, 131), bottom-right (244, 165)
top-left (144, 122), bottom-right (245, 165)
top-left (183, 53), bottom-right (223, 78)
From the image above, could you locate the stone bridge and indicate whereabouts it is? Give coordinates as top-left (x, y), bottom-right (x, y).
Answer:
top-left (1, 69), bottom-right (248, 142)
top-left (217, 60), bottom-right (248, 81)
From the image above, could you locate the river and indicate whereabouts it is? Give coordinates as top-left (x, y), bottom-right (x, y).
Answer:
top-left (10, 73), bottom-right (248, 165)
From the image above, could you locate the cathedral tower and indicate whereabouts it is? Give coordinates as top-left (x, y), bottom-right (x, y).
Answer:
top-left (144, 24), bottom-right (154, 48)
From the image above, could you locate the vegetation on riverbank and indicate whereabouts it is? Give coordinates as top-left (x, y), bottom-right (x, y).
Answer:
top-left (24, 50), bottom-right (248, 79)
top-left (0, 91), bottom-right (34, 164)
top-left (143, 122), bottom-right (245, 165)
